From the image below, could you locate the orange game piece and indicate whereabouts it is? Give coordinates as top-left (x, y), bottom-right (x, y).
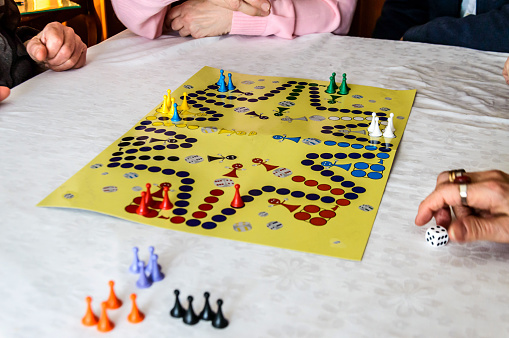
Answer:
top-left (230, 184), bottom-right (245, 208)
top-left (97, 302), bottom-right (114, 332)
top-left (127, 294), bottom-right (145, 324)
top-left (105, 280), bottom-right (122, 309)
top-left (159, 185), bottom-right (173, 210)
top-left (81, 296), bottom-right (98, 326)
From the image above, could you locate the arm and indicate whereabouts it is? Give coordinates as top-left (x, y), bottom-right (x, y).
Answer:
top-left (403, 5), bottom-right (509, 52)
top-left (230, 0), bottom-right (358, 39)
top-left (503, 57), bottom-right (509, 85)
top-left (372, 0), bottom-right (429, 40)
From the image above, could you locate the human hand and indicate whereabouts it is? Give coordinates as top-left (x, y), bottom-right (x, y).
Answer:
top-left (206, 0), bottom-right (270, 16)
top-left (26, 22), bottom-right (87, 72)
top-left (503, 57), bottom-right (509, 85)
top-left (0, 86), bottom-right (10, 102)
top-left (415, 170), bottom-right (509, 243)
top-left (167, 0), bottom-right (233, 38)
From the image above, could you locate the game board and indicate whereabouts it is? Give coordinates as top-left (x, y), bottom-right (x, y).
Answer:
top-left (38, 66), bottom-right (416, 260)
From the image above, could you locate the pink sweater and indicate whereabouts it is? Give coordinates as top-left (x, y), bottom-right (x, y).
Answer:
top-left (111, 0), bottom-right (357, 40)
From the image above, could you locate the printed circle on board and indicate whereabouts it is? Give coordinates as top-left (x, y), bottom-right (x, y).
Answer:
top-left (214, 178), bottom-right (235, 187)
top-left (201, 126), bottom-right (218, 133)
top-left (259, 211), bottom-right (269, 217)
top-left (278, 101), bottom-right (295, 107)
top-left (185, 155), bottom-right (204, 164)
top-left (63, 193), bottom-right (74, 199)
top-left (124, 172), bottom-right (138, 179)
top-left (233, 222), bottom-right (252, 232)
top-left (359, 204), bottom-right (374, 212)
top-left (90, 163), bottom-right (102, 169)
top-left (267, 221), bottom-right (283, 230)
top-left (273, 167), bottom-right (292, 178)
top-left (102, 186), bottom-right (117, 193)
top-left (302, 138), bottom-right (321, 146)
top-left (309, 115), bottom-right (326, 121)
top-left (234, 107), bottom-right (250, 113)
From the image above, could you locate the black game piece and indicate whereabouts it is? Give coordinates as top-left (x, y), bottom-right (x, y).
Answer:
top-left (170, 289), bottom-right (184, 318)
top-left (212, 299), bottom-right (229, 329)
top-left (199, 292), bottom-right (215, 321)
top-left (183, 296), bottom-right (200, 325)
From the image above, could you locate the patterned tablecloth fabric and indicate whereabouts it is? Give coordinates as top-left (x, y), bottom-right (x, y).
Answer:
top-left (1, 31), bottom-right (508, 337)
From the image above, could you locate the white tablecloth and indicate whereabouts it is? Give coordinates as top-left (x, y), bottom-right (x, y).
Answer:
top-left (1, 31), bottom-right (509, 337)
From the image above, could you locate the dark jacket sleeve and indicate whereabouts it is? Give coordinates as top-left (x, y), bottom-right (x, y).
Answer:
top-left (403, 4), bottom-right (509, 52)
top-left (372, 0), bottom-right (430, 40)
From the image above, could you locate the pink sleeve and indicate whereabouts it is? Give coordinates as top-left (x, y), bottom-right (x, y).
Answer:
top-left (111, 0), bottom-right (179, 39)
top-left (230, 0), bottom-right (357, 39)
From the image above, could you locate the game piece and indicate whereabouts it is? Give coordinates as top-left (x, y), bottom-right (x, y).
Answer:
top-left (97, 302), bottom-right (114, 332)
top-left (129, 247), bottom-right (141, 273)
top-left (339, 73), bottom-right (349, 95)
top-left (166, 89), bottom-right (172, 106)
top-left (169, 97), bottom-right (175, 114)
top-left (426, 226), bottom-right (449, 247)
top-left (145, 246), bottom-right (155, 273)
top-left (211, 299), bottom-right (228, 329)
top-left (325, 75), bottom-right (336, 94)
top-left (82, 296), bottom-right (98, 326)
top-left (369, 117), bottom-right (382, 137)
top-left (159, 185), bottom-right (173, 210)
top-left (149, 253), bottom-right (165, 282)
top-left (230, 184), bottom-right (245, 208)
top-left (367, 112), bottom-right (377, 133)
top-left (183, 296), bottom-right (200, 325)
top-left (382, 125), bottom-right (395, 138)
top-left (199, 292), bottom-right (215, 321)
top-left (227, 73), bottom-right (236, 91)
top-left (170, 289), bottom-right (184, 318)
top-left (136, 192), bottom-right (149, 216)
top-left (180, 92), bottom-right (190, 111)
top-left (216, 69), bottom-right (224, 85)
top-left (387, 113), bottom-right (396, 132)
top-left (218, 74), bottom-right (227, 93)
top-left (144, 183), bottom-right (153, 205)
top-left (127, 294), bottom-right (145, 324)
top-left (105, 280), bottom-right (122, 309)
top-left (171, 103), bottom-right (181, 123)
top-left (331, 72), bottom-right (338, 91)
top-left (136, 261), bottom-right (152, 289)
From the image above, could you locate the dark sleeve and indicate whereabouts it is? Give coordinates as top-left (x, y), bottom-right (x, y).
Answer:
top-left (372, 0), bottom-right (430, 40)
top-left (403, 5), bottom-right (509, 52)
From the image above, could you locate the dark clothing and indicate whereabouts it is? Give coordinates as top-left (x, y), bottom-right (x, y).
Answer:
top-left (373, 0), bottom-right (509, 52)
top-left (0, 0), bottom-right (39, 88)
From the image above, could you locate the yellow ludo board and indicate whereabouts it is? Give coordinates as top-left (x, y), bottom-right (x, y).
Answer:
top-left (39, 66), bottom-right (416, 261)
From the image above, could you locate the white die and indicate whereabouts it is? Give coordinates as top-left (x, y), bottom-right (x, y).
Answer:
top-left (426, 226), bottom-right (449, 247)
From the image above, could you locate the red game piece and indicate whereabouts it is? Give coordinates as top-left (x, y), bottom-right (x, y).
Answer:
top-left (81, 296), bottom-right (98, 326)
top-left (136, 192), bottom-right (149, 216)
top-left (230, 184), bottom-right (244, 208)
top-left (127, 294), bottom-right (145, 324)
top-left (97, 302), bottom-right (114, 332)
top-left (144, 183), bottom-right (153, 205)
top-left (159, 185), bottom-right (173, 210)
top-left (105, 280), bottom-right (122, 309)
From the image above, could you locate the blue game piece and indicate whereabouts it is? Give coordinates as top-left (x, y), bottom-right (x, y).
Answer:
top-left (129, 247), bottom-right (141, 274)
top-left (218, 75), bottom-right (227, 93)
top-left (136, 261), bottom-right (152, 289)
top-left (227, 73), bottom-right (235, 91)
top-left (149, 254), bottom-right (165, 282)
top-left (216, 69), bottom-right (224, 85)
top-left (171, 103), bottom-right (181, 123)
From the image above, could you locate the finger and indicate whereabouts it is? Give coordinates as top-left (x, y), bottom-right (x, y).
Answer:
top-left (432, 206), bottom-right (452, 227)
top-left (0, 86), bottom-right (10, 102)
top-left (178, 27), bottom-right (191, 37)
top-left (167, 7), bottom-right (182, 20)
top-left (235, 0), bottom-right (269, 16)
top-left (449, 215), bottom-right (509, 243)
top-left (26, 37), bottom-right (48, 63)
top-left (40, 22), bottom-right (66, 60)
top-left (49, 40), bottom-right (86, 71)
top-left (47, 27), bottom-right (79, 69)
top-left (171, 17), bottom-right (184, 32)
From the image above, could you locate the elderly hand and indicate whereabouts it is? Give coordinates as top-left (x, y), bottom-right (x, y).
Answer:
top-left (0, 86), bottom-right (10, 102)
top-left (415, 170), bottom-right (509, 243)
top-left (207, 0), bottom-right (270, 16)
top-left (26, 22), bottom-right (87, 72)
top-left (504, 57), bottom-right (509, 85)
top-left (167, 0), bottom-right (233, 38)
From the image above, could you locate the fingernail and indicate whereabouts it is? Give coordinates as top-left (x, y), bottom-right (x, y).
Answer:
top-left (262, 3), bottom-right (270, 11)
top-left (451, 224), bottom-right (467, 242)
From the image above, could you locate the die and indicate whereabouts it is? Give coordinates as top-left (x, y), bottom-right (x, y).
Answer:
top-left (426, 226), bottom-right (449, 247)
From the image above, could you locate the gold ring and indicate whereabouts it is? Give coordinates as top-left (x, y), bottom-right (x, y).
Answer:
top-left (449, 169), bottom-right (466, 183)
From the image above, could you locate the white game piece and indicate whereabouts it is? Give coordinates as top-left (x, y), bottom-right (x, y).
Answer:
top-left (369, 117), bottom-right (382, 137)
top-left (382, 125), bottom-right (395, 138)
top-left (367, 113), bottom-right (377, 133)
top-left (426, 226), bottom-right (449, 247)
top-left (387, 113), bottom-right (396, 132)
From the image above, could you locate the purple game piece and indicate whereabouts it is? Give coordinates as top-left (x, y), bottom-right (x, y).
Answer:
top-left (149, 254), bottom-right (165, 282)
top-left (129, 247), bottom-right (141, 274)
top-left (136, 261), bottom-right (152, 289)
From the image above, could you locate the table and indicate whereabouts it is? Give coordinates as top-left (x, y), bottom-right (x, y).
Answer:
top-left (1, 31), bottom-right (508, 337)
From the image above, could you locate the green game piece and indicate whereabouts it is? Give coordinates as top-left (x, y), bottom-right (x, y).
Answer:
top-left (331, 72), bottom-right (338, 91)
top-left (328, 95), bottom-right (340, 104)
top-left (325, 75), bottom-right (336, 94)
top-left (339, 73), bottom-right (349, 95)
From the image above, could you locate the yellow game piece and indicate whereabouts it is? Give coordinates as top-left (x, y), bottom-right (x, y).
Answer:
top-left (160, 95), bottom-right (168, 114)
top-left (180, 92), bottom-right (190, 111)
top-left (169, 97), bottom-right (175, 114)
top-left (166, 89), bottom-right (172, 107)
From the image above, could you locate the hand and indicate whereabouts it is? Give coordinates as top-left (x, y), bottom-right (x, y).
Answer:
top-left (26, 22), bottom-right (87, 72)
top-left (415, 170), bottom-right (509, 243)
top-left (206, 0), bottom-right (270, 16)
top-left (0, 86), bottom-right (10, 102)
top-left (167, 0), bottom-right (233, 38)
top-left (503, 57), bottom-right (509, 85)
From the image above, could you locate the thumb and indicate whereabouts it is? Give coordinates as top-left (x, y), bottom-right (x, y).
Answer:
top-left (0, 86), bottom-right (10, 102)
top-left (26, 37), bottom-right (48, 63)
top-left (449, 215), bottom-right (509, 243)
